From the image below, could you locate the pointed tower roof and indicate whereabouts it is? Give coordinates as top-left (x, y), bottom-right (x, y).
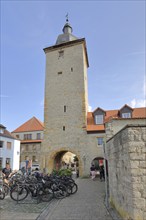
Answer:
top-left (56, 15), bottom-right (78, 45)
top-left (12, 117), bottom-right (44, 133)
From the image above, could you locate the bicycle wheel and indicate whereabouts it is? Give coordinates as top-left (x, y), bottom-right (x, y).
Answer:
top-left (71, 183), bottom-right (78, 194)
top-left (65, 184), bottom-right (72, 196)
top-left (53, 184), bottom-right (67, 199)
top-left (3, 184), bottom-right (10, 196)
top-left (10, 185), bottom-right (29, 201)
top-left (38, 187), bottom-right (54, 202)
top-left (0, 188), bottom-right (5, 200)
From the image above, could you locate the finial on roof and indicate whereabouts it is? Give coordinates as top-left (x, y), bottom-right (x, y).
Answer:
top-left (55, 15), bottom-right (78, 45)
top-left (66, 13), bottom-right (69, 22)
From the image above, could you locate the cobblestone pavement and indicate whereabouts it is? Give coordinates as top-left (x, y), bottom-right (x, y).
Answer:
top-left (0, 178), bottom-right (116, 220)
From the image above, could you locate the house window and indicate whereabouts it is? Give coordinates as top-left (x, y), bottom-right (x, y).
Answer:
top-left (7, 142), bottom-right (11, 150)
top-left (24, 134), bottom-right (32, 140)
top-left (71, 67), bottom-right (73, 72)
top-left (6, 158), bottom-right (10, 165)
top-left (58, 50), bottom-right (64, 58)
top-left (37, 133), bottom-right (41, 140)
top-left (32, 156), bottom-right (36, 162)
top-left (32, 144), bottom-right (36, 151)
top-left (16, 135), bottom-right (19, 139)
top-left (97, 137), bottom-right (104, 145)
top-left (0, 141), bottom-right (4, 148)
top-left (122, 113), bottom-right (131, 118)
top-left (63, 126), bottom-right (65, 131)
top-left (95, 115), bottom-right (104, 124)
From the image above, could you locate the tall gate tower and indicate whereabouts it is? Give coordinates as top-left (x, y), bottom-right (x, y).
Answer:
top-left (41, 18), bottom-right (91, 176)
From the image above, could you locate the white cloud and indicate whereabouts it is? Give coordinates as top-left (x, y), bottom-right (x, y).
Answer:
top-left (129, 98), bottom-right (146, 108)
top-left (88, 105), bottom-right (92, 112)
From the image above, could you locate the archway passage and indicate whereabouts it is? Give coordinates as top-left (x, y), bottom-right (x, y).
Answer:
top-left (92, 157), bottom-right (104, 171)
top-left (91, 157), bottom-right (108, 179)
top-left (53, 150), bottom-right (79, 177)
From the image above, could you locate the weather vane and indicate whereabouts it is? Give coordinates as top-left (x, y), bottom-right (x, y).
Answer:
top-left (66, 13), bottom-right (69, 22)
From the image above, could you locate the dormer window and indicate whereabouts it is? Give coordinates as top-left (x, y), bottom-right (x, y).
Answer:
top-left (93, 107), bottom-right (105, 125)
top-left (95, 115), bottom-right (104, 124)
top-left (119, 104), bottom-right (133, 118)
top-left (122, 112), bottom-right (131, 118)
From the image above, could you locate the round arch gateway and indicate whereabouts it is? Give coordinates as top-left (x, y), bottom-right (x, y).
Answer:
top-left (42, 149), bottom-right (81, 176)
top-left (92, 157), bottom-right (104, 171)
top-left (54, 150), bottom-right (79, 171)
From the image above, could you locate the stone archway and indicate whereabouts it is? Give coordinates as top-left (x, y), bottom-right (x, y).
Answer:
top-left (91, 157), bottom-right (104, 171)
top-left (53, 151), bottom-right (76, 170)
top-left (43, 148), bottom-right (81, 176)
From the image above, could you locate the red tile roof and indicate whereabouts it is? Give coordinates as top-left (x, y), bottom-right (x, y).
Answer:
top-left (12, 117), bottom-right (44, 133)
top-left (11, 107), bottom-right (146, 133)
top-left (87, 107), bottom-right (146, 132)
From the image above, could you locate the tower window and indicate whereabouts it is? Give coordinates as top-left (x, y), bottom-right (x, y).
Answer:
top-left (64, 105), bottom-right (67, 112)
top-left (58, 50), bottom-right (64, 58)
top-left (71, 67), bottom-right (73, 72)
top-left (58, 71), bottom-right (62, 75)
top-left (63, 126), bottom-right (65, 131)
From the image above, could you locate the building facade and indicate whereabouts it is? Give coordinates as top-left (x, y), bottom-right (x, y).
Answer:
top-left (11, 20), bottom-right (146, 178)
top-left (12, 117), bottom-right (44, 165)
top-left (0, 124), bottom-right (20, 170)
top-left (40, 19), bottom-right (146, 176)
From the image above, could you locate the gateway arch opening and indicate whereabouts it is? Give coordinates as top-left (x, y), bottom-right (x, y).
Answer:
top-left (53, 151), bottom-right (79, 177)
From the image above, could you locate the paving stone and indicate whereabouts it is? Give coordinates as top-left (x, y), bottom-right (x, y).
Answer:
top-left (0, 178), bottom-right (117, 220)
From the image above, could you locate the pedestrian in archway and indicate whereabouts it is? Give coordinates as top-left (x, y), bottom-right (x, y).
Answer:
top-left (99, 165), bottom-right (105, 181)
top-left (90, 164), bottom-right (96, 180)
top-left (76, 166), bottom-right (79, 178)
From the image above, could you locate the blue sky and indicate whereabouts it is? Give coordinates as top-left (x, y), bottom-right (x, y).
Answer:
top-left (1, 0), bottom-right (145, 132)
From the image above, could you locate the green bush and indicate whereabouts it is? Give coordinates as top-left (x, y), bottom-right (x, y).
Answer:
top-left (52, 168), bottom-right (72, 176)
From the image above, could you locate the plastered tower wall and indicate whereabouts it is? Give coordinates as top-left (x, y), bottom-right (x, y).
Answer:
top-left (41, 39), bottom-right (97, 175)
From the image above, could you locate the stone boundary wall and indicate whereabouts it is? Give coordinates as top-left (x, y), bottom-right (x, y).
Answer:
top-left (106, 124), bottom-right (146, 220)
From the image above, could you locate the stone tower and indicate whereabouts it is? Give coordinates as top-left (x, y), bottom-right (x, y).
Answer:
top-left (41, 19), bottom-right (92, 176)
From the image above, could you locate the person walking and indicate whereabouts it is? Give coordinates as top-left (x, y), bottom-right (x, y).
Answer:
top-left (99, 165), bottom-right (105, 181)
top-left (90, 164), bottom-right (96, 180)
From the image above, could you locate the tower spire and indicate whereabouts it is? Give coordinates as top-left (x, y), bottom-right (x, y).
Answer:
top-left (66, 13), bottom-right (69, 22)
top-left (63, 14), bottom-right (72, 34)
top-left (55, 15), bottom-right (78, 45)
